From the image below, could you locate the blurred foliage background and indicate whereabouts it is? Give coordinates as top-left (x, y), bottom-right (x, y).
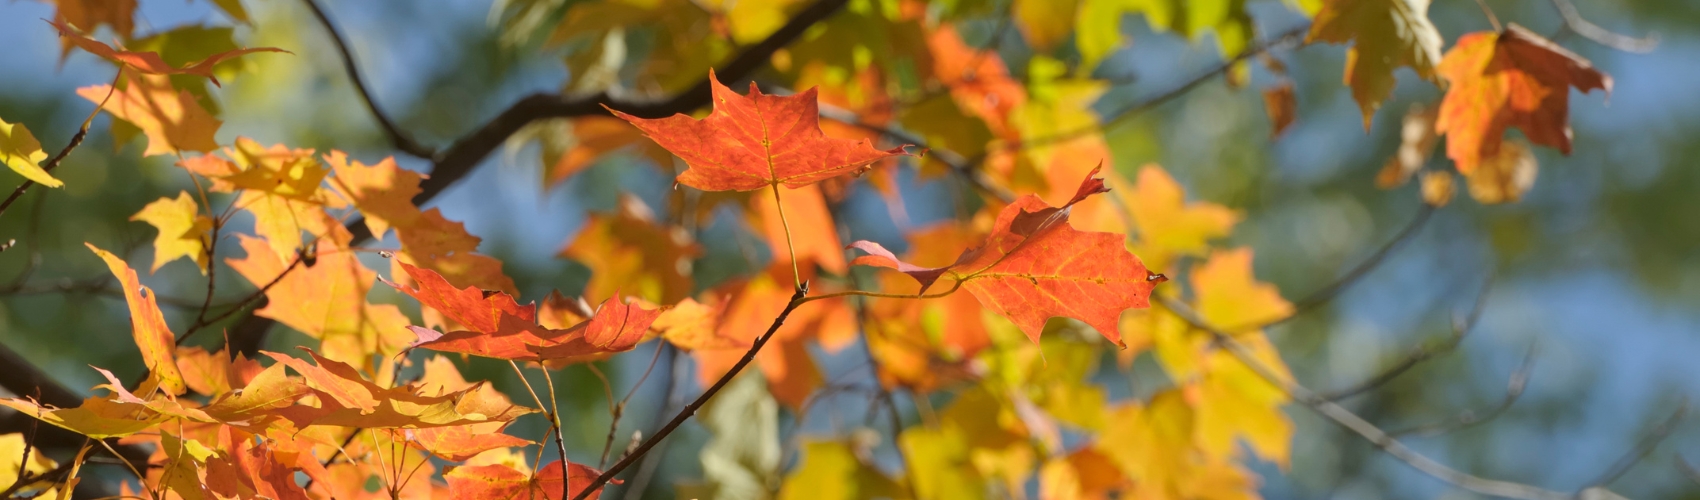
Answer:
top-left (0, 0), bottom-right (1697, 498)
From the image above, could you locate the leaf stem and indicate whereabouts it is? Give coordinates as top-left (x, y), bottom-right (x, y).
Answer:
top-left (770, 182), bottom-right (802, 288)
top-left (541, 365), bottom-right (571, 500)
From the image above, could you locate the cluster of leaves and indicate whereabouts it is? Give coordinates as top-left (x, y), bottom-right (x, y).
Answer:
top-left (0, 0), bottom-right (1628, 498)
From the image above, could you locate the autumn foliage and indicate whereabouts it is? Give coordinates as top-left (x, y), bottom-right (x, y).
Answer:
top-left (0, 0), bottom-right (1648, 498)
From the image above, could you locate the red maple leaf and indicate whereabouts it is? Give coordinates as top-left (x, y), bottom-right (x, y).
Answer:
top-left (850, 166), bottom-right (1160, 347)
top-left (607, 69), bottom-right (916, 191)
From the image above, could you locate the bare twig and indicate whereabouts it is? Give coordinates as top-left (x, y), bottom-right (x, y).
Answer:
top-left (1320, 273), bottom-right (1491, 401)
top-left (572, 282), bottom-right (810, 500)
top-left (0, 69), bottom-right (120, 221)
top-left (1160, 296), bottom-right (1574, 500)
top-left (596, 343), bottom-right (665, 469)
top-left (1270, 205), bottom-right (1437, 328)
top-left (1678, 455), bottom-right (1700, 487)
top-left (301, 0), bottom-right (433, 158)
top-left (214, 0), bottom-right (854, 364)
top-left (1546, 0), bottom-right (1658, 53)
top-left (1582, 401), bottom-right (1689, 490)
top-left (617, 344), bottom-right (681, 500)
top-left (1474, 0), bottom-right (1504, 32)
top-left (1389, 345), bottom-right (1536, 437)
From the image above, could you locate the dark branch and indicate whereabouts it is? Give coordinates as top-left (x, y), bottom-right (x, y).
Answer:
top-left (302, 0), bottom-right (434, 158)
top-left (573, 283), bottom-right (810, 500)
top-left (222, 0), bottom-right (854, 360)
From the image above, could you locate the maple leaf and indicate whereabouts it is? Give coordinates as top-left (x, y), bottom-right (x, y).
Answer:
top-left (131, 191), bottom-right (212, 274)
top-left (0, 432), bottom-right (61, 498)
top-left (562, 194), bottom-right (702, 304)
top-left (0, 117), bottom-right (62, 187)
top-left (226, 230), bottom-right (415, 366)
top-left (260, 348), bottom-right (536, 429)
top-left (394, 423), bottom-right (532, 461)
top-left (1306, 0), bottom-right (1444, 127)
top-left (652, 296), bottom-right (746, 351)
top-left (1122, 165), bottom-right (1239, 271)
top-left (0, 396), bottom-right (166, 439)
top-left (607, 69), bottom-right (914, 192)
top-left (925, 24), bottom-right (1027, 140)
top-left (1192, 248), bottom-right (1292, 331)
top-left (389, 263), bottom-right (660, 362)
top-left (850, 166), bottom-right (1158, 347)
top-left (546, 116), bottom-right (674, 186)
top-left (446, 461), bottom-right (620, 500)
top-left (1435, 24), bottom-right (1611, 174)
top-left (777, 440), bottom-right (908, 500)
top-left (87, 242), bottom-right (187, 395)
top-left (750, 183), bottom-right (847, 277)
top-left (78, 74), bottom-right (220, 156)
top-left (51, 19), bottom-right (287, 86)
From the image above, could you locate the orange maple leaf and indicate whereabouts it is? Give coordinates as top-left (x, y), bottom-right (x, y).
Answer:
top-left (86, 242), bottom-right (186, 395)
top-left (388, 263), bottom-right (660, 362)
top-left (851, 166), bottom-right (1159, 347)
top-left (1435, 24), bottom-right (1611, 174)
top-left (607, 69), bottom-right (915, 192)
top-left (51, 19), bottom-right (287, 86)
top-left (78, 74), bottom-right (220, 157)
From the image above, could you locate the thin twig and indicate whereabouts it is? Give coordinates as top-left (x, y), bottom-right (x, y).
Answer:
top-left (1474, 0), bottom-right (1504, 32)
top-left (1677, 455), bottom-right (1700, 487)
top-left (597, 344), bottom-right (665, 469)
top-left (572, 282), bottom-right (811, 500)
top-left (1237, 204), bottom-right (1437, 333)
top-left (540, 366), bottom-right (572, 500)
top-left (1546, 0), bottom-right (1656, 53)
top-left (617, 344), bottom-right (681, 500)
top-left (1581, 401), bottom-right (1689, 490)
top-left (1160, 296), bottom-right (1574, 500)
top-left (1389, 345), bottom-right (1536, 437)
top-left (176, 246), bottom-right (310, 345)
top-left (1320, 273), bottom-right (1492, 401)
top-left (0, 68), bottom-right (122, 220)
top-left (301, 0), bottom-right (433, 158)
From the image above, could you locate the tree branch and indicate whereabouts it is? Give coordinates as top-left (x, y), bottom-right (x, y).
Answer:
top-left (301, 0), bottom-right (434, 158)
top-left (1546, 0), bottom-right (1658, 53)
top-left (1388, 345), bottom-right (1535, 437)
top-left (572, 282), bottom-right (810, 500)
top-left (1319, 272), bottom-right (1491, 401)
top-left (1581, 400), bottom-right (1688, 490)
top-left (1159, 296), bottom-right (1575, 500)
top-left (220, 0), bottom-right (854, 361)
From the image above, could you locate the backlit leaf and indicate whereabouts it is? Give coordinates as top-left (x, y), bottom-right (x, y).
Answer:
top-left (130, 191), bottom-right (211, 274)
top-left (609, 69), bottom-right (914, 192)
top-left (1306, 0), bottom-right (1443, 126)
top-left (1435, 24), bottom-right (1610, 174)
top-left (0, 118), bottom-right (61, 187)
top-left (87, 242), bottom-right (186, 395)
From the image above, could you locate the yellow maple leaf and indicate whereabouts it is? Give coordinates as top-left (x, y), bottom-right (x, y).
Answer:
top-left (0, 118), bottom-right (62, 187)
top-left (130, 191), bottom-right (212, 274)
top-left (1124, 166), bottom-right (1239, 271)
top-left (1193, 248), bottom-right (1292, 332)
